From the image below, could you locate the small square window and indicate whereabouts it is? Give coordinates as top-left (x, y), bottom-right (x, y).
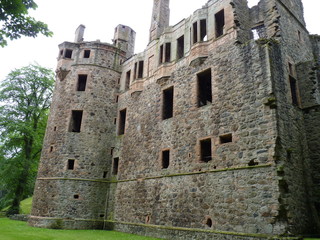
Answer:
top-left (219, 133), bottom-right (233, 144)
top-left (65, 49), bottom-right (73, 59)
top-left (67, 159), bottom-right (75, 170)
top-left (200, 138), bottom-right (212, 162)
top-left (84, 50), bottom-right (91, 58)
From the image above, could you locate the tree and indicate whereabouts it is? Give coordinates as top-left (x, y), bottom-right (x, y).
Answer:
top-left (0, 0), bottom-right (53, 47)
top-left (0, 64), bottom-right (54, 215)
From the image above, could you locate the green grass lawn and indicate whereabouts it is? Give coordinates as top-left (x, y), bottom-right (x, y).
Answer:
top-left (1, 197), bottom-right (33, 214)
top-left (0, 218), bottom-right (161, 240)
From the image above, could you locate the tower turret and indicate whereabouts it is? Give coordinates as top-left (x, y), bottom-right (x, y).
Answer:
top-left (29, 26), bottom-right (127, 229)
top-left (149, 0), bottom-right (170, 42)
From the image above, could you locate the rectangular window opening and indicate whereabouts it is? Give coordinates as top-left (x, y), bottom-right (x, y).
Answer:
top-left (288, 63), bottom-right (294, 76)
top-left (162, 87), bottom-right (174, 120)
top-left (125, 70), bottom-right (131, 90)
top-left (165, 43), bottom-right (171, 63)
top-left (134, 62), bottom-right (137, 80)
top-left (193, 22), bottom-right (198, 44)
top-left (200, 19), bottom-right (207, 41)
top-left (65, 49), bottom-right (73, 58)
top-left (103, 171), bottom-right (108, 178)
top-left (289, 76), bottom-right (299, 106)
top-left (197, 69), bottom-right (212, 107)
top-left (69, 110), bottom-right (83, 132)
top-left (200, 138), bottom-right (212, 162)
top-left (138, 61), bottom-right (144, 78)
top-left (219, 133), bottom-right (233, 144)
top-left (68, 159), bottom-right (75, 170)
top-left (215, 9), bottom-right (225, 38)
top-left (77, 75), bottom-right (87, 91)
top-left (113, 157), bottom-right (119, 175)
top-left (177, 35), bottom-right (184, 60)
top-left (118, 109), bottom-right (127, 135)
top-left (159, 45), bottom-right (164, 64)
top-left (162, 150), bottom-right (170, 169)
top-left (84, 50), bottom-right (91, 58)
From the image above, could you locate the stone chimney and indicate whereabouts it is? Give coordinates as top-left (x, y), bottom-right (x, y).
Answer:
top-left (74, 24), bottom-right (85, 42)
top-left (149, 0), bottom-right (170, 42)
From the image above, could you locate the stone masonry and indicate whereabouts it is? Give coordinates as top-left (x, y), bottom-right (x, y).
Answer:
top-left (30, 0), bottom-right (320, 239)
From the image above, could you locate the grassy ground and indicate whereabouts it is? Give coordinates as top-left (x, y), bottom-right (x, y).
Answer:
top-left (0, 218), bottom-right (161, 240)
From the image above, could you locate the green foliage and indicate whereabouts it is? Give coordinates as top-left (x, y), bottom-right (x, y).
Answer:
top-left (0, 0), bottom-right (53, 47)
top-left (2, 197), bottom-right (32, 214)
top-left (0, 64), bottom-right (54, 215)
top-left (0, 218), bottom-right (161, 240)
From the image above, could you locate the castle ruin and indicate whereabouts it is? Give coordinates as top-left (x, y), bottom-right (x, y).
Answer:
top-left (29, 0), bottom-right (320, 239)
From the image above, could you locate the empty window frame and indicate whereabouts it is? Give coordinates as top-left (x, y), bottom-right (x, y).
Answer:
top-left (177, 35), bottom-right (184, 60)
top-left (67, 159), bottom-right (75, 170)
top-left (219, 133), bottom-right (233, 144)
top-left (134, 62), bottom-right (137, 80)
top-left (138, 61), bottom-right (144, 78)
top-left (125, 70), bottom-right (131, 90)
top-left (215, 9), bottom-right (225, 38)
top-left (193, 22), bottom-right (198, 44)
top-left (165, 43), bottom-right (171, 62)
top-left (159, 44), bottom-right (164, 64)
top-left (69, 110), bottom-right (83, 132)
top-left (200, 138), bottom-right (212, 162)
top-left (161, 150), bottom-right (170, 169)
top-left (118, 109), bottom-right (127, 135)
top-left (289, 76), bottom-right (299, 106)
top-left (65, 49), bottom-right (73, 58)
top-left (162, 87), bottom-right (174, 120)
top-left (113, 157), bottom-right (119, 175)
top-left (77, 74), bottom-right (87, 91)
top-left (84, 50), bottom-right (91, 58)
top-left (197, 69), bottom-right (212, 107)
top-left (200, 19), bottom-right (207, 41)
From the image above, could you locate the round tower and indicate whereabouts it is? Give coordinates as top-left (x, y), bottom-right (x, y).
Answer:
top-left (29, 26), bottom-right (129, 229)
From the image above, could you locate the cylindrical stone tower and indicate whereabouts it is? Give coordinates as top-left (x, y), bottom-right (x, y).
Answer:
top-left (29, 26), bottom-right (133, 229)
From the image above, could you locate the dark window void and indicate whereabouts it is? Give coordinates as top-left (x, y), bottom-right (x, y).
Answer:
top-left (215, 9), bottom-right (225, 38)
top-left (138, 61), bottom-right (144, 78)
top-left (69, 110), bottom-right (83, 132)
top-left (159, 45), bottom-right (164, 64)
top-left (193, 22), bottom-right (198, 44)
top-left (59, 50), bottom-right (63, 56)
top-left (197, 69), bottom-right (212, 107)
top-left (165, 42), bottom-right (171, 63)
top-left (118, 109), bottom-right (127, 135)
top-left (134, 62), bottom-right (137, 79)
top-left (200, 19), bottom-right (207, 41)
top-left (77, 75), bottom-right (87, 91)
top-left (68, 159), bottom-right (75, 170)
top-left (74, 194), bottom-right (79, 199)
top-left (162, 150), bottom-right (170, 169)
top-left (113, 157), bottom-right (119, 175)
top-left (289, 76), bottom-right (299, 106)
top-left (125, 70), bottom-right (131, 90)
top-left (84, 50), bottom-right (90, 58)
top-left (177, 35), bottom-right (184, 60)
top-left (200, 138), bottom-right (212, 162)
top-left (220, 133), bottom-right (232, 144)
top-left (50, 146), bottom-right (53, 152)
top-left (162, 87), bottom-right (174, 120)
top-left (206, 218), bottom-right (213, 227)
top-left (65, 49), bottom-right (73, 58)
top-left (103, 171), bottom-right (108, 178)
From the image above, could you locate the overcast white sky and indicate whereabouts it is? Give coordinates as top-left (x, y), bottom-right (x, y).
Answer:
top-left (0, 0), bottom-right (319, 81)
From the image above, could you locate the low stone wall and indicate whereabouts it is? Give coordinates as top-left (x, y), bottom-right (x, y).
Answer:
top-left (9, 214), bottom-right (29, 222)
